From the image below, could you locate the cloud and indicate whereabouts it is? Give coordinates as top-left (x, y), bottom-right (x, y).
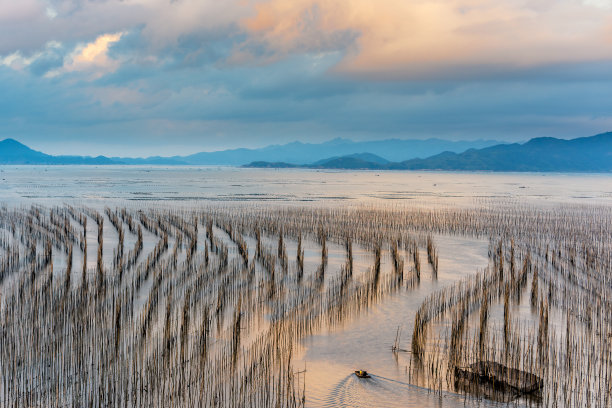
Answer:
top-left (45, 6), bottom-right (58, 20)
top-left (1, 0), bottom-right (612, 155)
top-left (241, 0), bottom-right (612, 79)
top-left (1, 32), bottom-right (124, 79)
top-left (583, 0), bottom-right (612, 9)
top-left (51, 32), bottom-right (124, 78)
top-left (0, 0), bottom-right (41, 23)
top-left (0, 0), bottom-right (248, 55)
top-left (235, 2), bottom-right (358, 65)
top-left (3, 0), bottom-right (611, 80)
top-left (0, 41), bottom-right (64, 73)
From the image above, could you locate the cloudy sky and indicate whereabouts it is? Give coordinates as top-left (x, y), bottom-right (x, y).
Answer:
top-left (1, 0), bottom-right (612, 156)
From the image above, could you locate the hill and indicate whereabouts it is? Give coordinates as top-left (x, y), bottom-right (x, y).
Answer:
top-left (179, 138), bottom-right (499, 165)
top-left (0, 139), bottom-right (117, 165)
top-left (312, 152), bottom-right (390, 166)
top-left (399, 132), bottom-right (612, 171)
top-left (4, 133), bottom-right (612, 171)
top-left (1, 137), bottom-right (499, 165)
top-left (246, 132), bottom-right (612, 172)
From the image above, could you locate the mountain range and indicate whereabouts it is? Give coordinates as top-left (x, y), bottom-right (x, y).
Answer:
top-left (246, 132), bottom-right (612, 172)
top-left (111, 138), bottom-right (500, 165)
top-left (0, 138), bottom-right (115, 165)
top-left (0, 137), bottom-right (498, 166)
top-left (157, 138), bottom-right (499, 166)
top-left (1, 132), bottom-right (611, 172)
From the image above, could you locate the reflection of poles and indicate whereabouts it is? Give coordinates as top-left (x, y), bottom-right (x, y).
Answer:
top-left (412, 309), bottom-right (426, 361)
top-left (392, 240), bottom-right (403, 285)
top-left (294, 362), bottom-right (307, 407)
top-left (412, 241), bottom-right (420, 284)
top-left (296, 233), bottom-right (304, 281)
top-left (392, 325), bottom-right (402, 352)
top-left (370, 244), bottom-right (381, 296)
top-left (346, 237), bottom-right (353, 276)
top-left (426, 235), bottom-right (438, 279)
top-left (478, 288), bottom-right (489, 362)
top-left (503, 283), bottom-right (511, 363)
top-left (81, 218), bottom-right (87, 294)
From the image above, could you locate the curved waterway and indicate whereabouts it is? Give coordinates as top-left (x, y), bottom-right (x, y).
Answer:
top-left (299, 234), bottom-right (501, 407)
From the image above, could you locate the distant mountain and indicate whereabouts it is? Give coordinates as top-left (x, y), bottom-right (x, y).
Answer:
top-left (245, 132), bottom-right (612, 172)
top-left (398, 132), bottom-right (612, 171)
top-left (110, 156), bottom-right (188, 165)
top-left (1, 137), bottom-right (501, 166)
top-left (0, 138), bottom-right (50, 163)
top-left (245, 161), bottom-right (298, 168)
top-left (0, 139), bottom-right (117, 165)
top-left (177, 138), bottom-right (500, 165)
top-left (311, 156), bottom-right (385, 169)
top-left (312, 152), bottom-right (390, 166)
top-left (4, 133), bottom-right (611, 171)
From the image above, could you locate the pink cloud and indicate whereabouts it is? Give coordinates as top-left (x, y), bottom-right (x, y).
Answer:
top-left (240, 0), bottom-right (612, 78)
top-left (46, 32), bottom-right (124, 79)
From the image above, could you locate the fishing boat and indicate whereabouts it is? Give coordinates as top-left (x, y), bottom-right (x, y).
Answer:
top-left (354, 370), bottom-right (371, 378)
top-left (454, 361), bottom-right (543, 395)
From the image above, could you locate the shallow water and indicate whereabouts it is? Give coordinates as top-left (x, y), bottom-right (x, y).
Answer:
top-left (302, 364), bottom-right (494, 408)
top-left (1, 165), bottom-right (611, 207)
top-left (300, 234), bottom-right (495, 407)
top-left (2, 166), bottom-right (610, 407)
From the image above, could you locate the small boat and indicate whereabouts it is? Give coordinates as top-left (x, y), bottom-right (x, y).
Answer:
top-left (354, 370), bottom-right (371, 378)
top-left (454, 361), bottom-right (543, 395)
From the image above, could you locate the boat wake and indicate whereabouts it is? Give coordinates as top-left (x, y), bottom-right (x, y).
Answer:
top-left (319, 374), bottom-right (436, 408)
top-left (315, 373), bottom-right (497, 408)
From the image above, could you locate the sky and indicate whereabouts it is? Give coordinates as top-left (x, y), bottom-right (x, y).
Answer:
top-left (1, 0), bottom-right (612, 156)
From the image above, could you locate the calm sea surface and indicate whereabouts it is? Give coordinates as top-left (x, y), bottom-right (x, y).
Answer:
top-left (1, 165), bottom-right (611, 207)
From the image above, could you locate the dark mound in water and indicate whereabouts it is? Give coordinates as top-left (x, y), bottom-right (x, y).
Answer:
top-left (454, 361), bottom-right (543, 402)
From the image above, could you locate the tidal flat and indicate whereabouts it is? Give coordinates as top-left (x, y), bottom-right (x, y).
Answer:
top-left (0, 167), bottom-right (611, 407)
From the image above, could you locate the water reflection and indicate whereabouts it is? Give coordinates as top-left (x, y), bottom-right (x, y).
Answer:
top-left (1, 165), bottom-right (611, 207)
top-left (301, 235), bottom-right (500, 407)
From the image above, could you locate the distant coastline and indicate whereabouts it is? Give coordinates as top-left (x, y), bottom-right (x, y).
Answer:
top-left (245, 132), bottom-right (612, 173)
top-left (2, 131), bottom-right (611, 172)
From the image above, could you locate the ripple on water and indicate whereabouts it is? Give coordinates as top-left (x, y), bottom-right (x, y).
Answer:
top-left (312, 372), bottom-right (497, 408)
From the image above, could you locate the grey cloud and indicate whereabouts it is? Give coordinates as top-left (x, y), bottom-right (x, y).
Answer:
top-left (1, 1), bottom-right (611, 156)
